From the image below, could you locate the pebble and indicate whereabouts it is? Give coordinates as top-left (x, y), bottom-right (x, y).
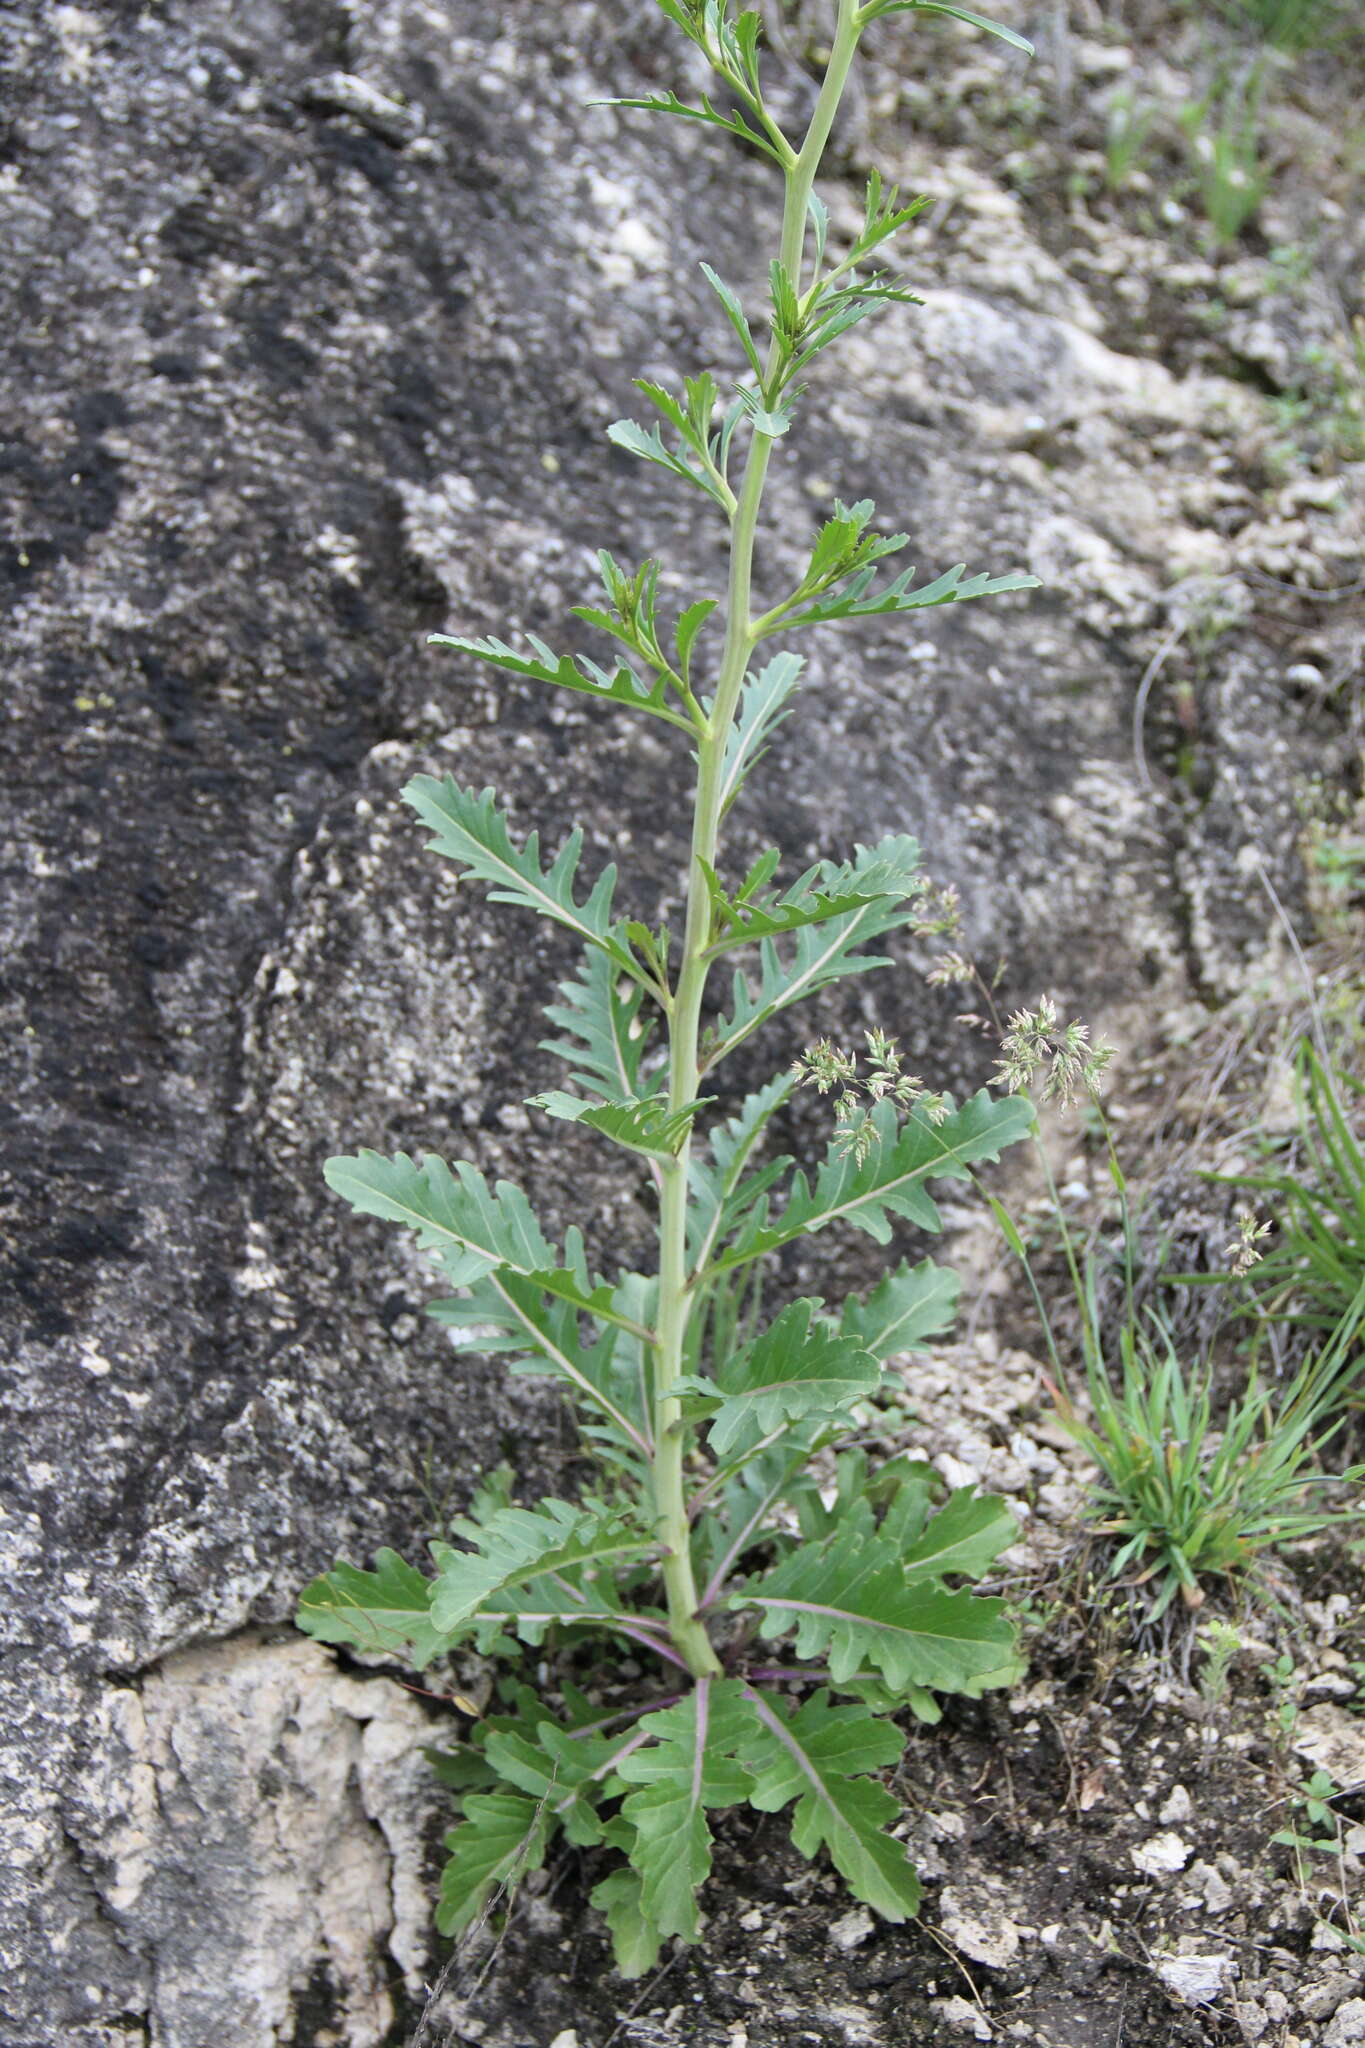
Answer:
top-left (1155, 1954), bottom-right (1234, 2005)
top-left (1301, 1703), bottom-right (1365, 1785)
top-left (828, 1906), bottom-right (874, 1952)
top-left (1200, 1866), bottom-right (1233, 1915)
top-left (1132, 1832), bottom-right (1191, 1877)
top-left (299, 72), bottom-right (424, 145)
top-left (939, 1889), bottom-right (1021, 1969)
top-left (934, 1995), bottom-right (993, 2040)
top-left (1301, 1975), bottom-right (1357, 2022)
top-left (1159, 1784), bottom-right (1194, 1824)
top-left (1324, 2000), bottom-right (1365, 2047)
top-left (1313, 1920), bottom-right (1354, 1953)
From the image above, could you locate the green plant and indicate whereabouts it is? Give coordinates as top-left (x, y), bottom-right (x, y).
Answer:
top-left (1180, 67), bottom-right (1269, 244)
top-left (995, 1126), bottom-right (1365, 1621)
top-left (1308, 823), bottom-right (1365, 929)
top-left (1267, 1646), bottom-right (1302, 1739)
top-left (1272, 1765), bottom-right (1345, 1857)
top-left (1219, 0), bottom-right (1343, 53)
top-left (1056, 1291), bottom-right (1363, 1617)
top-left (1269, 1762), bottom-right (1365, 1950)
top-left (1210, 1041), bottom-right (1365, 1347)
top-left (1103, 88), bottom-right (1157, 192)
top-left (297, 0), bottom-right (1041, 1978)
top-left (1266, 324), bottom-right (1365, 468)
top-left (1197, 1616), bottom-right (1243, 1704)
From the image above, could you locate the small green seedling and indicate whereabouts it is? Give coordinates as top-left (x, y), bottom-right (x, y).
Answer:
top-left (1198, 1618), bottom-right (1243, 1706)
top-left (1270, 1763), bottom-right (1365, 1952)
top-left (300, 0), bottom-right (1041, 1975)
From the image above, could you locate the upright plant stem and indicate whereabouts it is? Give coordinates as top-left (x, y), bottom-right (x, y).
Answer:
top-left (651, 0), bottom-right (864, 1679)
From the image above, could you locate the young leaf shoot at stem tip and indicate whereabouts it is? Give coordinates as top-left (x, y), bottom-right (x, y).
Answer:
top-left (300, 0), bottom-right (1041, 1976)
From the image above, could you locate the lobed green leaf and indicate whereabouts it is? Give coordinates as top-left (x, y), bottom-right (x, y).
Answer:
top-left (687, 1072), bottom-right (796, 1273)
top-left (326, 1147), bottom-right (557, 1288)
top-left (595, 87), bottom-right (786, 166)
top-left (676, 596), bottom-right (719, 676)
top-left (481, 1715), bottom-right (650, 1848)
top-left (741, 1689), bottom-right (921, 1921)
top-left (899, 1487), bottom-right (1018, 1583)
top-left (799, 497), bottom-right (911, 597)
top-left (716, 651), bottom-right (805, 816)
top-left (787, 276), bottom-right (923, 378)
top-left (324, 1146), bottom-right (602, 1306)
top-left (700, 262), bottom-right (765, 381)
top-left (429, 632), bottom-right (693, 731)
top-left (436, 1792), bottom-right (550, 1937)
top-left (606, 415), bottom-right (732, 512)
top-left (540, 945), bottom-right (656, 1100)
top-left (733, 385), bottom-right (796, 438)
top-left (402, 778), bottom-right (644, 977)
top-left (706, 1091), bottom-right (1036, 1276)
top-left (615, 1678), bottom-right (758, 1942)
top-left (839, 1258), bottom-right (960, 1361)
top-left (429, 1269), bottom-right (654, 1462)
top-left (677, 1298), bottom-right (882, 1457)
top-left (528, 1087), bottom-right (711, 1162)
top-left (296, 1548), bottom-right (450, 1669)
top-left (701, 836), bottom-right (926, 959)
top-left (777, 560), bottom-right (1040, 633)
top-left (591, 1866), bottom-right (662, 1978)
top-left (734, 1525), bottom-right (1017, 1696)
top-left (429, 1497), bottom-right (656, 1635)
top-left (703, 848), bottom-right (930, 1068)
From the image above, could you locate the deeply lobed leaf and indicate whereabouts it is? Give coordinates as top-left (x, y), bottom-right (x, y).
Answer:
top-left (595, 87), bottom-right (786, 166)
top-left (606, 413), bottom-right (732, 512)
top-left (716, 651), bottom-right (805, 815)
top-left (299, 1499), bottom-right (665, 1672)
top-left (899, 1486), bottom-right (1018, 1584)
top-left (430, 1498), bottom-right (657, 1635)
top-left (700, 837), bottom-right (925, 958)
top-left (703, 840), bottom-right (929, 1066)
top-left (778, 560), bottom-right (1040, 632)
top-left (324, 1146), bottom-right (606, 1307)
top-left (615, 1678), bottom-right (758, 1941)
top-left (676, 1298), bottom-right (881, 1457)
top-left (325, 1147), bottom-right (564, 1289)
top-left (403, 777), bottom-right (644, 976)
top-left (529, 1086), bottom-right (710, 1162)
top-left (687, 1072), bottom-right (796, 1274)
top-left (741, 1689), bottom-right (921, 1920)
top-left (297, 1548), bottom-right (452, 1668)
top-left (430, 1269), bottom-right (655, 1465)
top-left (437, 1791), bottom-right (550, 1937)
top-left (590, 1866), bottom-right (662, 1978)
top-left (429, 632), bottom-right (694, 730)
top-left (733, 1523), bottom-right (1017, 1695)
top-left (540, 944), bottom-right (656, 1100)
top-left (840, 1258), bottom-right (960, 1361)
top-left (707, 1091), bottom-right (1036, 1275)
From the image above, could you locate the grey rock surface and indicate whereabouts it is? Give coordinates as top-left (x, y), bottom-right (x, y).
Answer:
top-left (1, 1), bottom-right (1356, 2043)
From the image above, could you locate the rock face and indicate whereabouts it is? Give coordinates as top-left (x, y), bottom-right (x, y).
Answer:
top-left (64, 1638), bottom-right (435, 2048)
top-left (1, 2), bottom-right (1355, 2043)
